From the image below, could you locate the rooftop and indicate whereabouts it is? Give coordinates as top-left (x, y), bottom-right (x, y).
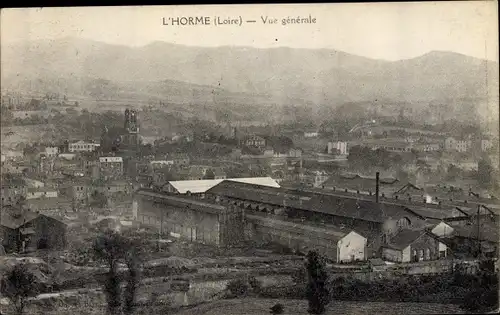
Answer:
top-left (136, 189), bottom-right (227, 214)
top-left (0, 209), bottom-right (41, 229)
top-left (385, 228), bottom-right (426, 250)
top-left (206, 181), bottom-right (411, 223)
top-left (167, 177), bottom-right (280, 194)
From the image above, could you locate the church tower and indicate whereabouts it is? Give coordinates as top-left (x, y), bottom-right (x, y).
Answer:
top-left (123, 109), bottom-right (140, 150)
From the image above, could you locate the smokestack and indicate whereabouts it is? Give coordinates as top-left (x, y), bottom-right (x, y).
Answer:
top-left (376, 172), bottom-right (380, 203)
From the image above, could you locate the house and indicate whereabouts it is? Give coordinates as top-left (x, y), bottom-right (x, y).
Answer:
top-left (99, 156), bottom-right (124, 180)
top-left (243, 135), bottom-right (266, 148)
top-left (304, 131), bottom-right (320, 138)
top-left (0, 210), bottom-right (67, 253)
top-left (381, 229), bottom-right (448, 262)
top-left (23, 196), bottom-right (73, 215)
top-left (135, 189), bottom-right (245, 246)
top-left (288, 148), bottom-right (303, 158)
top-left (1, 175), bottom-right (27, 206)
top-left (25, 187), bottom-right (58, 200)
top-left (96, 180), bottom-right (134, 196)
top-left (322, 174), bottom-right (400, 196)
top-left (150, 160), bottom-right (175, 169)
top-left (481, 139), bottom-right (494, 152)
top-left (24, 178), bottom-right (45, 189)
top-left (247, 213), bottom-right (367, 262)
top-left (443, 220), bottom-right (499, 259)
top-left (313, 171), bottom-right (329, 188)
top-left (62, 179), bottom-right (92, 208)
top-left (44, 146), bottom-right (59, 157)
top-left (1, 162), bottom-right (31, 175)
top-left (444, 137), bottom-right (472, 152)
top-left (68, 140), bottom-right (100, 153)
top-left (327, 141), bottom-right (348, 155)
top-left (368, 258), bottom-right (388, 272)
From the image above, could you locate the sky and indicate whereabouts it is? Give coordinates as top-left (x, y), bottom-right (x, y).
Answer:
top-left (1, 2), bottom-right (498, 61)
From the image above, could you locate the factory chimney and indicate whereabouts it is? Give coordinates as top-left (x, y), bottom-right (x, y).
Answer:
top-left (375, 172), bottom-right (380, 203)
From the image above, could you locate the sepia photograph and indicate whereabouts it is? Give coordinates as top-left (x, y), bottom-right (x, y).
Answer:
top-left (0, 2), bottom-right (499, 314)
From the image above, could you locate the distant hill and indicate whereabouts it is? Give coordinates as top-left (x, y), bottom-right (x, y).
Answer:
top-left (1, 37), bottom-right (498, 116)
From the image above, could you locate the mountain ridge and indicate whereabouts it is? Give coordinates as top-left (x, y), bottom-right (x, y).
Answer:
top-left (1, 36), bottom-right (498, 107)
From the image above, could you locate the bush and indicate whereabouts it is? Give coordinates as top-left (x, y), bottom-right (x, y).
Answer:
top-left (270, 303), bottom-right (284, 314)
top-left (248, 276), bottom-right (262, 293)
top-left (226, 278), bottom-right (251, 298)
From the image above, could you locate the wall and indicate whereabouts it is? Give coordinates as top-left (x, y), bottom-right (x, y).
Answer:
top-left (137, 196), bottom-right (225, 246)
top-left (409, 233), bottom-right (441, 262)
top-left (24, 216), bottom-right (67, 250)
top-left (338, 231), bottom-right (367, 262)
top-left (247, 214), bottom-right (367, 262)
top-left (382, 247), bottom-right (403, 262)
top-left (401, 246), bottom-right (411, 263)
top-left (431, 222), bottom-right (454, 237)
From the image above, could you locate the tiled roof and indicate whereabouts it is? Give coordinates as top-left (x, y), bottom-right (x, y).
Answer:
top-left (136, 189), bottom-right (226, 214)
top-left (0, 210), bottom-right (40, 229)
top-left (385, 229), bottom-right (425, 250)
top-left (448, 221), bottom-right (499, 243)
top-left (206, 181), bottom-right (410, 223)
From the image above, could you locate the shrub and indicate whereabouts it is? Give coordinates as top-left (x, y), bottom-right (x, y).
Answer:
top-left (248, 276), bottom-right (262, 293)
top-left (270, 303), bottom-right (285, 314)
top-left (226, 278), bottom-right (250, 298)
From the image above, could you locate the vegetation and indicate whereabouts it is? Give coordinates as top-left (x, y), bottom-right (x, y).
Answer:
top-left (270, 303), bottom-right (284, 314)
top-left (92, 230), bottom-right (142, 315)
top-left (305, 251), bottom-right (330, 314)
top-left (0, 263), bottom-right (39, 315)
top-left (225, 276), bottom-right (262, 298)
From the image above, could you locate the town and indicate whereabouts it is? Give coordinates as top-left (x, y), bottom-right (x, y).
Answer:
top-left (1, 88), bottom-right (498, 314)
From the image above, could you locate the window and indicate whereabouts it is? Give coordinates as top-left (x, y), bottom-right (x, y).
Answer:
top-left (425, 248), bottom-right (431, 260)
top-left (418, 249), bottom-right (424, 261)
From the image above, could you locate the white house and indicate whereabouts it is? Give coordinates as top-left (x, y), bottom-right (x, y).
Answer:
top-left (336, 231), bottom-right (367, 263)
top-left (25, 187), bottom-right (58, 200)
top-left (304, 131), bottom-right (320, 138)
top-left (68, 140), bottom-right (101, 153)
top-left (44, 146), bottom-right (59, 157)
top-left (327, 141), bottom-right (348, 155)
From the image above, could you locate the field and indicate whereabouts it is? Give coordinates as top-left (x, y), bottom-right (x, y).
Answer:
top-left (173, 298), bottom-right (466, 315)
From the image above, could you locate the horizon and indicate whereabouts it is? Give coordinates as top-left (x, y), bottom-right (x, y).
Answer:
top-left (1, 2), bottom-right (498, 62)
top-left (3, 35), bottom-right (498, 64)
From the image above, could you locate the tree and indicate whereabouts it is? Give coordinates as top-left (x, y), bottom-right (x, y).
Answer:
top-left (478, 157), bottom-right (493, 188)
top-left (90, 191), bottom-right (108, 208)
top-left (1, 263), bottom-right (39, 315)
top-left (203, 169), bottom-right (216, 180)
top-left (305, 250), bottom-right (330, 314)
top-left (93, 230), bottom-right (142, 315)
top-left (270, 303), bottom-right (284, 314)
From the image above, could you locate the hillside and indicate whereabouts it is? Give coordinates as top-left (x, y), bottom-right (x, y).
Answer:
top-left (1, 37), bottom-right (498, 116)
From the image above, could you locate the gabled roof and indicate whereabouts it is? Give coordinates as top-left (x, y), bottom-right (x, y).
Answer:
top-left (0, 210), bottom-right (40, 229)
top-left (385, 229), bottom-right (426, 250)
top-left (167, 177), bottom-right (280, 194)
top-left (206, 181), bottom-right (411, 223)
top-left (448, 221), bottom-right (499, 243)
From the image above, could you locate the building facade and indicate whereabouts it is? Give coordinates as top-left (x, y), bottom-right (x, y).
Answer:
top-left (99, 156), bottom-right (124, 180)
top-left (68, 140), bottom-right (101, 153)
top-left (135, 189), bottom-right (245, 246)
